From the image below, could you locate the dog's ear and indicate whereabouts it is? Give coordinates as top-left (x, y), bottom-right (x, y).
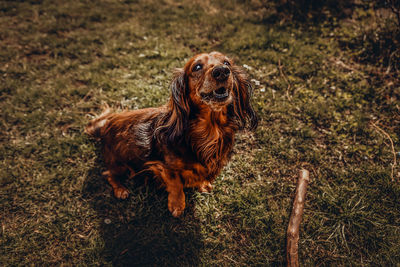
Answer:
top-left (230, 66), bottom-right (258, 130)
top-left (155, 68), bottom-right (189, 145)
top-left (169, 68), bottom-right (189, 141)
top-left (171, 68), bottom-right (189, 118)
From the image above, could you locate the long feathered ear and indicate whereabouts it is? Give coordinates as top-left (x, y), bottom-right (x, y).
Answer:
top-left (155, 68), bottom-right (189, 145)
top-left (230, 65), bottom-right (258, 130)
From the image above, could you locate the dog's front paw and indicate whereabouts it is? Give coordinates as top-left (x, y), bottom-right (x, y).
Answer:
top-left (198, 181), bottom-right (213, 193)
top-left (168, 195), bottom-right (185, 217)
top-left (113, 186), bottom-right (129, 199)
top-left (170, 207), bottom-right (184, 218)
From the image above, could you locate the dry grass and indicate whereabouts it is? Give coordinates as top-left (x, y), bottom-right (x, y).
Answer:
top-left (0, 0), bottom-right (399, 266)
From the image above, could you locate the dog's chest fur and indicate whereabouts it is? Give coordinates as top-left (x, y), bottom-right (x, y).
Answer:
top-left (188, 110), bottom-right (235, 176)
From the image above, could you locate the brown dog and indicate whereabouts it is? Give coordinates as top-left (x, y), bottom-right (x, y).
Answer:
top-left (86, 52), bottom-right (258, 217)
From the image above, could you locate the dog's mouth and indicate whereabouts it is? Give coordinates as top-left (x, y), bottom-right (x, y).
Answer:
top-left (200, 87), bottom-right (230, 103)
top-left (213, 87), bottom-right (229, 100)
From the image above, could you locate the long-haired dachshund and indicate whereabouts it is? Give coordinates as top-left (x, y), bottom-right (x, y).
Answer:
top-left (86, 52), bottom-right (258, 217)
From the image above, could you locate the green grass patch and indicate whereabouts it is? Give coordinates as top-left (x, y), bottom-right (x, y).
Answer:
top-left (1, 0), bottom-right (399, 265)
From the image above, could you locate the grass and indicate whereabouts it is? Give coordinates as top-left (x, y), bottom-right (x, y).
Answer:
top-left (1, 0), bottom-right (399, 266)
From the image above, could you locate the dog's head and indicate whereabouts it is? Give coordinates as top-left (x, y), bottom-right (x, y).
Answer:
top-left (185, 51), bottom-right (236, 110)
top-left (159, 52), bottom-right (258, 144)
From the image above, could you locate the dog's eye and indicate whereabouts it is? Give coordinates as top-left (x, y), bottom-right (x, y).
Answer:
top-left (193, 64), bottom-right (203, 72)
top-left (223, 61), bottom-right (231, 66)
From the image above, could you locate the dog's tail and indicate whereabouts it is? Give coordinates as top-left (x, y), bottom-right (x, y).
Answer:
top-left (85, 105), bottom-right (112, 139)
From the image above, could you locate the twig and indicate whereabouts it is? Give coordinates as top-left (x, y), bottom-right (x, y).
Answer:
top-left (387, 0), bottom-right (400, 26)
top-left (278, 59), bottom-right (292, 101)
top-left (385, 49), bottom-right (399, 74)
top-left (334, 59), bottom-right (361, 74)
top-left (223, 255), bottom-right (239, 264)
top-left (287, 169), bottom-right (310, 267)
top-left (370, 121), bottom-right (397, 182)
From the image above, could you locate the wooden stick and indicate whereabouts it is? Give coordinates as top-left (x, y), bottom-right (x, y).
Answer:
top-left (287, 169), bottom-right (310, 267)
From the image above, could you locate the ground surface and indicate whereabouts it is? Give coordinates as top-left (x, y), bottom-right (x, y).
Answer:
top-left (1, 0), bottom-right (399, 266)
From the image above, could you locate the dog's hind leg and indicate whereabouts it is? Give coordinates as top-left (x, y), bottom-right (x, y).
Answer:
top-left (103, 169), bottom-right (130, 199)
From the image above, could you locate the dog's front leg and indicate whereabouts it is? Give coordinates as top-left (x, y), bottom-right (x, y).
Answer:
top-left (165, 177), bottom-right (185, 217)
top-left (146, 162), bottom-right (185, 217)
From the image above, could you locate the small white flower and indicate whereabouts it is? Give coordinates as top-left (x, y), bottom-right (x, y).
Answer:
top-left (123, 73), bottom-right (133, 79)
top-left (251, 79), bottom-right (260, 86)
top-left (243, 64), bottom-right (252, 70)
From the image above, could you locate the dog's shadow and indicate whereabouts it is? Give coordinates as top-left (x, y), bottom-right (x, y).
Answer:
top-left (83, 155), bottom-right (203, 266)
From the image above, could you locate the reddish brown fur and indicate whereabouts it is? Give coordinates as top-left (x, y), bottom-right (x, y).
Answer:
top-left (86, 52), bottom-right (257, 217)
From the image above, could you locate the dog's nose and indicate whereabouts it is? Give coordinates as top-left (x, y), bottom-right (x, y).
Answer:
top-left (212, 65), bottom-right (230, 82)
